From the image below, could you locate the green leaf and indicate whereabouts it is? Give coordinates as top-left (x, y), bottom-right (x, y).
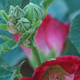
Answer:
top-left (0, 24), bottom-right (7, 30)
top-left (0, 39), bottom-right (18, 54)
top-left (64, 40), bottom-right (80, 56)
top-left (70, 14), bottom-right (80, 53)
top-left (0, 57), bottom-right (16, 80)
top-left (1, 10), bottom-right (8, 22)
top-left (0, 35), bottom-right (10, 41)
top-left (42, 0), bottom-right (55, 9)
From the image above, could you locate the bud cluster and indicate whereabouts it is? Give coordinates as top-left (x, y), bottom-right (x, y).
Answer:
top-left (7, 3), bottom-right (43, 34)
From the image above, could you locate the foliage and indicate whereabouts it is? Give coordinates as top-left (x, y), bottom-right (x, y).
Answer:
top-left (0, 57), bottom-right (16, 80)
top-left (0, 24), bottom-right (7, 30)
top-left (1, 0), bottom-right (80, 80)
top-left (70, 14), bottom-right (80, 53)
top-left (42, 0), bottom-right (55, 9)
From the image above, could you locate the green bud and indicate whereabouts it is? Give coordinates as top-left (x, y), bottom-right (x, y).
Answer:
top-left (8, 5), bottom-right (25, 24)
top-left (14, 5), bottom-right (25, 19)
top-left (23, 3), bottom-right (43, 23)
top-left (15, 17), bottom-right (31, 33)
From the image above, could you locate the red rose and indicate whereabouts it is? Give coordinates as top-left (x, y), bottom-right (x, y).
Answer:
top-left (13, 14), bottom-right (70, 58)
top-left (20, 56), bottom-right (80, 80)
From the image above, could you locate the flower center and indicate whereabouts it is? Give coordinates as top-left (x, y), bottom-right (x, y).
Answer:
top-left (42, 65), bottom-right (74, 80)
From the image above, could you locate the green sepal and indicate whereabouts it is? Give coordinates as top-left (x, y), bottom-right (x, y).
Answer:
top-left (14, 5), bottom-right (25, 19)
top-left (46, 47), bottom-right (56, 60)
top-left (0, 35), bottom-right (10, 41)
top-left (29, 46), bottom-right (56, 69)
top-left (15, 17), bottom-right (31, 33)
top-left (1, 10), bottom-right (9, 22)
top-left (9, 5), bottom-right (15, 14)
top-left (0, 24), bottom-right (7, 30)
top-left (42, 0), bottom-right (55, 9)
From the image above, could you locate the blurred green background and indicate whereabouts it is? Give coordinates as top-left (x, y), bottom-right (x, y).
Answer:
top-left (0, 0), bottom-right (80, 79)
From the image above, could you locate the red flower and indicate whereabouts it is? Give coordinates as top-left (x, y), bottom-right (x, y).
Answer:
top-left (20, 56), bottom-right (80, 80)
top-left (13, 14), bottom-right (70, 58)
top-left (35, 14), bottom-right (70, 56)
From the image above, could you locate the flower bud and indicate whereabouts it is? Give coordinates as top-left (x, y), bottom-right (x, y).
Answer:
top-left (15, 17), bottom-right (31, 33)
top-left (14, 5), bottom-right (25, 19)
top-left (23, 3), bottom-right (43, 23)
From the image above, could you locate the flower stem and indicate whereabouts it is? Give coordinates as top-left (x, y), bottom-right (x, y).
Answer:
top-left (42, 9), bottom-right (48, 20)
top-left (32, 46), bottom-right (42, 66)
top-left (31, 20), bottom-right (42, 28)
top-left (31, 38), bottom-right (42, 68)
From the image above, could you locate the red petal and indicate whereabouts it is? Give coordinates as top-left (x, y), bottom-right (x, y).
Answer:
top-left (35, 14), bottom-right (70, 56)
top-left (20, 77), bottom-right (33, 80)
top-left (75, 67), bottom-right (80, 80)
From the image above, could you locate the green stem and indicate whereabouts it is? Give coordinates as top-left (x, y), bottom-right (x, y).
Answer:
top-left (15, 61), bottom-right (25, 80)
top-left (22, 43), bottom-right (31, 48)
top-left (42, 9), bottom-right (48, 20)
top-left (32, 46), bottom-right (42, 66)
top-left (31, 20), bottom-right (42, 28)
top-left (31, 38), bottom-right (42, 68)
